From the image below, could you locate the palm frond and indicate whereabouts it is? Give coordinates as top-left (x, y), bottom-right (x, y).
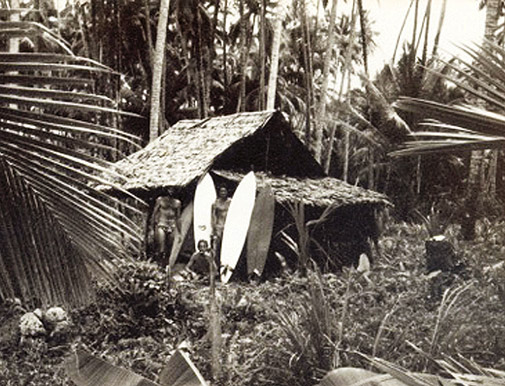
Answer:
top-left (393, 41), bottom-right (505, 157)
top-left (392, 97), bottom-right (505, 156)
top-left (0, 19), bottom-right (146, 307)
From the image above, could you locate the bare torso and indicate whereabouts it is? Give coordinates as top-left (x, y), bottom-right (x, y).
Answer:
top-left (151, 196), bottom-right (181, 265)
top-left (212, 197), bottom-right (231, 236)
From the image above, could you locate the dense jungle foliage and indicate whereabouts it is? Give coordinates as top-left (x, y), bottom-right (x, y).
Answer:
top-left (2, 220), bottom-right (505, 385)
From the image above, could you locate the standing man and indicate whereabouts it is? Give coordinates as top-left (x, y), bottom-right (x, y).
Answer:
top-left (211, 184), bottom-right (232, 267)
top-left (150, 196), bottom-right (181, 267)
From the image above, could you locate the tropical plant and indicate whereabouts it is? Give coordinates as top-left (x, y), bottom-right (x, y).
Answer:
top-left (0, 9), bottom-right (145, 307)
top-left (391, 39), bottom-right (505, 155)
top-left (319, 351), bottom-right (505, 386)
top-left (66, 349), bottom-right (207, 386)
top-left (333, 0), bottom-right (467, 218)
top-left (281, 201), bottom-right (335, 273)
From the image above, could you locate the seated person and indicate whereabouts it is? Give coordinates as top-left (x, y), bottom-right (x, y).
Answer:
top-left (185, 239), bottom-right (216, 277)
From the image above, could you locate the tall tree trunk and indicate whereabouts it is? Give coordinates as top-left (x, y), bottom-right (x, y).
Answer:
top-left (485, 0), bottom-right (501, 40)
top-left (149, 0), bottom-right (170, 142)
top-left (466, 0), bottom-right (501, 208)
top-left (144, 0), bottom-right (154, 67)
top-left (267, 14), bottom-right (282, 110)
top-left (237, 0), bottom-right (247, 112)
top-left (357, 0), bottom-right (369, 77)
top-left (483, 0), bottom-right (501, 200)
top-left (421, 0), bottom-right (431, 65)
top-left (410, 0), bottom-right (419, 65)
top-left (207, 0), bottom-right (220, 115)
top-left (301, 0), bottom-right (314, 145)
top-left (259, 0), bottom-right (266, 110)
top-left (314, 0), bottom-right (338, 164)
top-left (174, 2), bottom-right (192, 108)
top-left (488, 150), bottom-right (498, 195)
top-left (222, 0), bottom-right (229, 96)
top-left (9, 0), bottom-right (20, 52)
top-left (431, 0), bottom-right (447, 57)
top-left (8, 0), bottom-right (20, 112)
top-left (196, 8), bottom-right (209, 118)
top-left (368, 148), bottom-right (375, 190)
top-left (324, 0), bottom-right (357, 173)
top-left (342, 131), bottom-right (349, 182)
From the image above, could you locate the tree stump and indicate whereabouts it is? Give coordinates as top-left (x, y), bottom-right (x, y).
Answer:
top-left (425, 235), bottom-right (457, 273)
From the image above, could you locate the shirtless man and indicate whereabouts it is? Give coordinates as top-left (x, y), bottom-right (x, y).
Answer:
top-left (150, 196), bottom-right (181, 267)
top-left (211, 185), bottom-right (232, 265)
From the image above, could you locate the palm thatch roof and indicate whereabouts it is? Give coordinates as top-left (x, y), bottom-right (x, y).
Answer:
top-left (213, 171), bottom-right (390, 208)
top-left (102, 110), bottom-right (323, 193)
top-left (101, 110), bottom-right (390, 208)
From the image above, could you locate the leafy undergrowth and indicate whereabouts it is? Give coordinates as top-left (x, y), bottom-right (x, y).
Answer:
top-left (2, 220), bottom-right (505, 385)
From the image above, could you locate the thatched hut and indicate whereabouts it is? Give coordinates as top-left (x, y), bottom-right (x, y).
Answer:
top-left (103, 110), bottom-right (390, 272)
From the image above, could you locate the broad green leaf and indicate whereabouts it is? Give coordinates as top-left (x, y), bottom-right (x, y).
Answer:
top-left (65, 350), bottom-right (208, 386)
top-left (65, 350), bottom-right (160, 386)
top-left (158, 350), bottom-right (208, 386)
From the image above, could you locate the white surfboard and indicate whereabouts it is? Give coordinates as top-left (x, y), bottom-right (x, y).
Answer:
top-left (220, 171), bottom-right (256, 283)
top-left (193, 173), bottom-right (216, 250)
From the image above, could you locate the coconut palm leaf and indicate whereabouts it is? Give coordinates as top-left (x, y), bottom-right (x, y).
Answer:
top-left (391, 97), bottom-right (505, 156)
top-left (0, 21), bottom-right (73, 53)
top-left (393, 41), bottom-right (505, 157)
top-left (0, 74), bottom-right (93, 86)
top-left (0, 18), bottom-right (145, 307)
top-left (0, 106), bottom-right (140, 144)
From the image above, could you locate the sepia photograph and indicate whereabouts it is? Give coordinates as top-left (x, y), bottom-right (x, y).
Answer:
top-left (1, 0), bottom-right (504, 385)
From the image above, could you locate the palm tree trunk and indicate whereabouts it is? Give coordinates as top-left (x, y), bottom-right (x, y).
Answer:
top-left (144, 0), bottom-right (154, 67)
top-left (314, 0), bottom-right (338, 164)
top-left (237, 0), bottom-right (247, 112)
top-left (469, 0), bottom-right (501, 202)
top-left (483, 0), bottom-right (501, 199)
top-left (222, 0), bottom-right (229, 95)
top-left (174, 2), bottom-right (192, 108)
top-left (421, 0), bottom-right (431, 65)
top-left (267, 13), bottom-right (282, 110)
top-left (259, 0), bottom-right (266, 110)
top-left (301, 0), bottom-right (314, 144)
top-left (410, 0), bottom-right (419, 65)
top-left (8, 0), bottom-right (20, 112)
top-left (343, 131), bottom-right (349, 182)
top-left (357, 0), bottom-right (369, 76)
top-left (368, 148), bottom-right (375, 190)
top-left (207, 0), bottom-right (220, 114)
top-left (431, 0), bottom-right (447, 57)
top-left (9, 0), bottom-right (20, 53)
top-left (149, 0), bottom-right (170, 142)
top-left (196, 8), bottom-right (209, 118)
top-left (485, 0), bottom-right (500, 40)
top-left (324, 0), bottom-right (357, 173)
